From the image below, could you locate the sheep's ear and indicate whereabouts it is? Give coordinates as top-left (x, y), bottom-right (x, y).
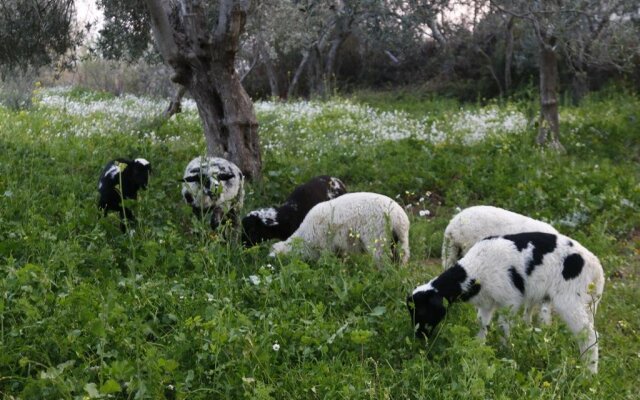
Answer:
top-left (218, 172), bottom-right (235, 181)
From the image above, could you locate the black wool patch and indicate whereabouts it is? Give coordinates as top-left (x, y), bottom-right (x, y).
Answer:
top-left (431, 263), bottom-right (467, 302)
top-left (509, 266), bottom-right (525, 295)
top-left (460, 279), bottom-right (481, 301)
top-left (562, 253), bottom-right (584, 280)
top-left (503, 232), bottom-right (558, 275)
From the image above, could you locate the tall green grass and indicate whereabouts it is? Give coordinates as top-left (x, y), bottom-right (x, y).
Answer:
top-left (0, 88), bottom-right (638, 399)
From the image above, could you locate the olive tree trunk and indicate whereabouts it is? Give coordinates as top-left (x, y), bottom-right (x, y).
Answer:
top-left (537, 36), bottom-right (564, 152)
top-left (144, 0), bottom-right (261, 179)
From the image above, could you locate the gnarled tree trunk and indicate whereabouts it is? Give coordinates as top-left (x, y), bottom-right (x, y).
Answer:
top-left (144, 0), bottom-right (261, 179)
top-left (537, 36), bottom-right (564, 152)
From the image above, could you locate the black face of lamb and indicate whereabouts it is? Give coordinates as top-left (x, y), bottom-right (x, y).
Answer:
top-left (502, 232), bottom-right (558, 275)
top-left (241, 215), bottom-right (278, 247)
top-left (407, 291), bottom-right (447, 338)
top-left (562, 253), bottom-right (585, 280)
top-left (129, 163), bottom-right (151, 192)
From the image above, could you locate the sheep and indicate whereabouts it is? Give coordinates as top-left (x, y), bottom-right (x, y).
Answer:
top-left (442, 205), bottom-right (559, 270)
top-left (269, 192), bottom-right (410, 264)
top-left (241, 175), bottom-right (347, 247)
top-left (98, 158), bottom-right (151, 231)
top-left (181, 156), bottom-right (244, 230)
top-left (407, 231), bottom-right (604, 373)
top-left (442, 205), bottom-right (559, 324)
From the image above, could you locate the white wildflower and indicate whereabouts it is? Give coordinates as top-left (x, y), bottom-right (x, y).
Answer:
top-left (272, 342), bottom-right (280, 351)
top-left (248, 275), bottom-right (261, 286)
top-left (419, 210), bottom-right (431, 217)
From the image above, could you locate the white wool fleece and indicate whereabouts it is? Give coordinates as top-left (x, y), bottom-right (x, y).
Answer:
top-left (271, 192), bottom-right (410, 264)
top-left (458, 234), bottom-right (602, 373)
top-left (442, 205), bottom-right (558, 270)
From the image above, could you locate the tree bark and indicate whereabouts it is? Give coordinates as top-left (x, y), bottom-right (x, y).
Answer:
top-left (163, 85), bottom-right (187, 119)
top-left (537, 38), bottom-right (564, 152)
top-left (261, 47), bottom-right (280, 98)
top-left (570, 68), bottom-right (588, 105)
top-left (287, 48), bottom-right (312, 98)
top-left (144, 0), bottom-right (261, 179)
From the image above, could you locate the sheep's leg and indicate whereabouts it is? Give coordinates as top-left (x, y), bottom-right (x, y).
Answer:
top-left (539, 301), bottom-right (553, 326)
top-left (226, 207), bottom-right (239, 227)
top-left (399, 233), bottom-right (410, 265)
top-left (497, 306), bottom-right (521, 346)
top-left (476, 306), bottom-right (496, 341)
top-left (523, 304), bottom-right (534, 325)
top-left (118, 207), bottom-right (135, 232)
top-left (554, 298), bottom-right (599, 373)
top-left (498, 314), bottom-right (511, 340)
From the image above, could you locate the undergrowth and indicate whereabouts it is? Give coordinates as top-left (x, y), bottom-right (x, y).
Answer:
top-left (0, 87), bottom-right (638, 399)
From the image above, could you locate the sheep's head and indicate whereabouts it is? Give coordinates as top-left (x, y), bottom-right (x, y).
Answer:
top-left (241, 208), bottom-right (279, 247)
top-left (406, 289), bottom-right (446, 338)
top-left (131, 158), bottom-right (151, 189)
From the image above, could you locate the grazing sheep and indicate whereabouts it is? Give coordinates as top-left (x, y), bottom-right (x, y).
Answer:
top-left (181, 156), bottom-right (244, 230)
top-left (98, 158), bottom-right (151, 231)
top-left (242, 175), bottom-right (347, 247)
top-left (270, 192), bottom-right (410, 264)
top-left (442, 205), bottom-right (559, 269)
top-left (442, 205), bottom-right (559, 324)
top-left (407, 232), bottom-right (604, 373)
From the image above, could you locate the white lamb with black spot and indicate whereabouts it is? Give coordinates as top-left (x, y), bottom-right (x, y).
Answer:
top-left (442, 205), bottom-right (560, 324)
top-left (407, 231), bottom-right (604, 373)
top-left (269, 192), bottom-right (410, 264)
top-left (181, 156), bottom-right (244, 230)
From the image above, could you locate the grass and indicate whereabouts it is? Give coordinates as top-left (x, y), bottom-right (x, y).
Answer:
top-left (0, 86), bottom-right (638, 399)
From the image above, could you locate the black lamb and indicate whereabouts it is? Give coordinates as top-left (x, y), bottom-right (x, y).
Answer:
top-left (242, 175), bottom-right (347, 247)
top-left (98, 158), bottom-right (151, 231)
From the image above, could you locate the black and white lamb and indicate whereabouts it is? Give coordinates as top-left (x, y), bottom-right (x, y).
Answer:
top-left (181, 156), bottom-right (244, 230)
top-left (270, 192), bottom-right (410, 264)
top-left (98, 158), bottom-right (151, 231)
top-left (442, 205), bottom-right (560, 324)
top-left (407, 232), bottom-right (604, 373)
top-left (241, 175), bottom-right (347, 247)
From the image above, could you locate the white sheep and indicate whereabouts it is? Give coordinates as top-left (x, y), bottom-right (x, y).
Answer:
top-left (442, 205), bottom-right (559, 324)
top-left (442, 205), bottom-right (559, 269)
top-left (270, 192), bottom-right (410, 264)
top-left (408, 231), bottom-right (604, 373)
top-left (181, 156), bottom-right (244, 230)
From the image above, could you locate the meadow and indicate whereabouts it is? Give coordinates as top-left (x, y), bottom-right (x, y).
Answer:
top-left (0, 86), bottom-right (638, 399)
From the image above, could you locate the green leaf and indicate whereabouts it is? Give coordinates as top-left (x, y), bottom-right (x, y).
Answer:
top-left (100, 379), bottom-right (121, 394)
top-left (369, 306), bottom-right (386, 317)
top-left (84, 382), bottom-right (101, 398)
